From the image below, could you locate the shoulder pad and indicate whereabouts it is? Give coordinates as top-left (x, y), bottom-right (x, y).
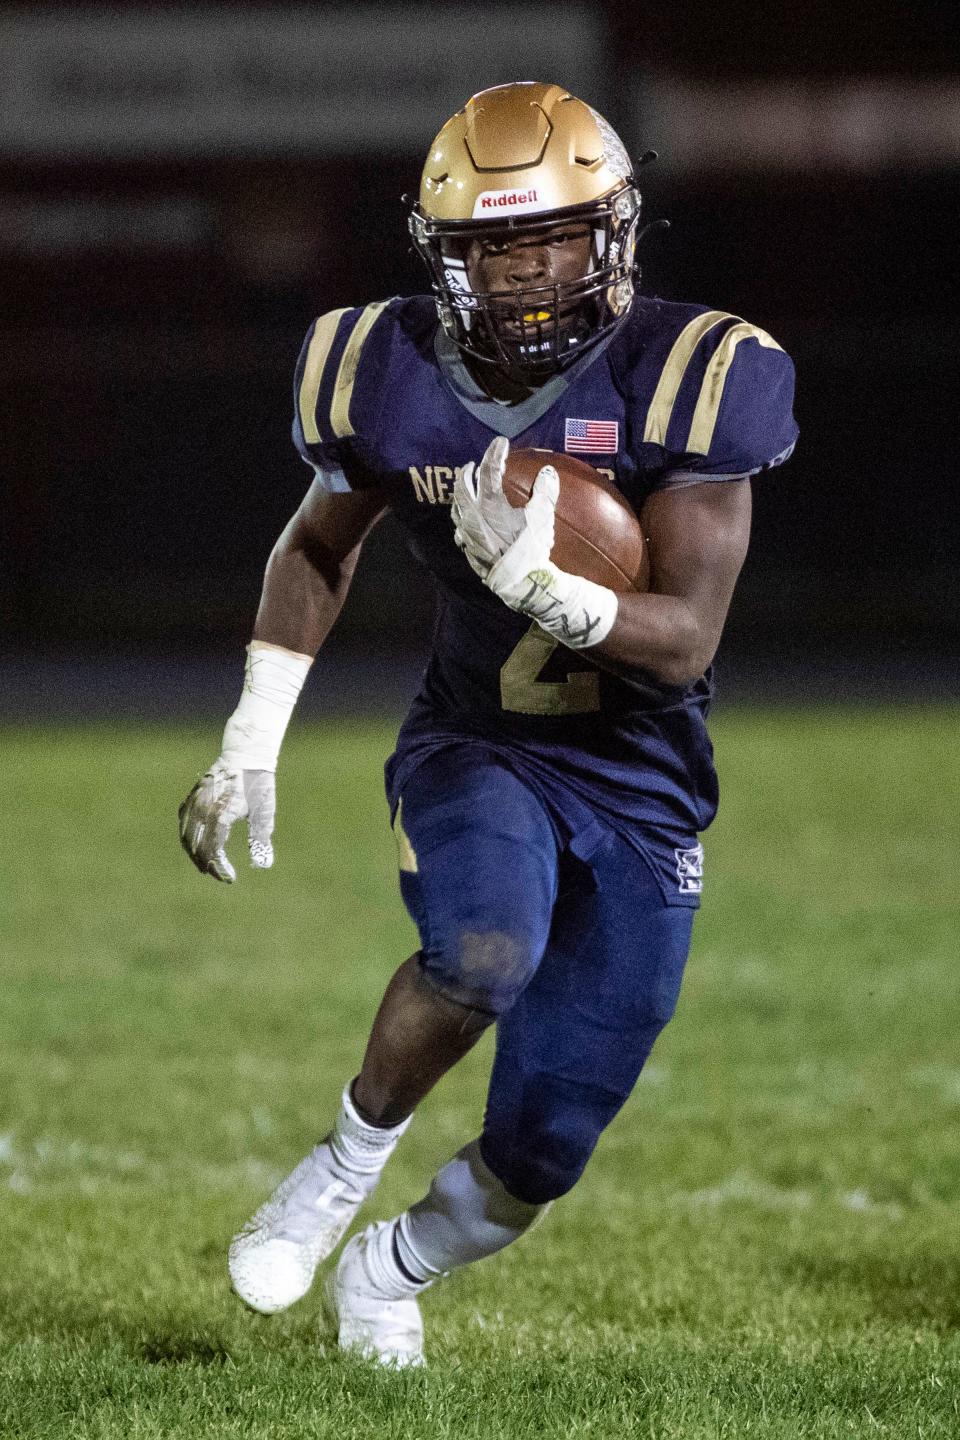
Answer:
top-left (294, 299), bottom-right (396, 455)
top-left (631, 305), bottom-right (798, 476)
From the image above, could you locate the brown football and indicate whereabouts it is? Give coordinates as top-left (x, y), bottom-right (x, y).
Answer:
top-left (501, 448), bottom-right (649, 593)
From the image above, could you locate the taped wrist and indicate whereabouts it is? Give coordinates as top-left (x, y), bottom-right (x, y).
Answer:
top-left (220, 641), bottom-right (312, 773)
top-left (498, 563), bottom-right (618, 649)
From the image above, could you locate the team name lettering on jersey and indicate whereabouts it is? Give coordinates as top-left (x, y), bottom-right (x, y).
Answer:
top-left (408, 465), bottom-right (461, 504)
top-left (408, 463), bottom-right (617, 505)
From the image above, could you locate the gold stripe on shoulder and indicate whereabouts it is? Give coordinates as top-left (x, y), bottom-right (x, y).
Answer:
top-left (298, 308), bottom-right (349, 445)
top-left (392, 797), bottom-right (418, 874)
top-left (685, 322), bottom-right (783, 455)
top-left (330, 299), bottom-right (392, 440)
top-left (643, 310), bottom-right (731, 446)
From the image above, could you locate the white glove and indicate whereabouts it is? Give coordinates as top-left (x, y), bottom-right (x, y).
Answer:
top-left (451, 435), bottom-right (525, 578)
top-left (178, 641), bottom-right (311, 882)
top-left (455, 452), bottom-right (619, 651)
top-left (179, 762), bottom-right (276, 882)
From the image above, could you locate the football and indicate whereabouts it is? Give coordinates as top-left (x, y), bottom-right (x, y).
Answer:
top-left (501, 448), bottom-right (649, 593)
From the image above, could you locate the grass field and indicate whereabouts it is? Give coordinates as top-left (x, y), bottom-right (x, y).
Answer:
top-left (2, 707), bottom-right (959, 1438)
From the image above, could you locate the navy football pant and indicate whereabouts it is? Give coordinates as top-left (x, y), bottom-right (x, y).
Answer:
top-left (393, 746), bottom-right (695, 1206)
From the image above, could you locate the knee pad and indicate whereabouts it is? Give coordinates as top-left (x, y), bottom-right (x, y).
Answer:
top-left (418, 927), bottom-right (543, 1016)
top-left (481, 1074), bottom-right (625, 1205)
top-left (392, 756), bottom-right (558, 1016)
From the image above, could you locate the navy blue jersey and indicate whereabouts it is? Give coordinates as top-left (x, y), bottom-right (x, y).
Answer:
top-left (292, 295), bottom-right (797, 843)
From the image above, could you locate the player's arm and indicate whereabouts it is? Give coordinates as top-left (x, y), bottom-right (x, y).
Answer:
top-left (254, 479), bottom-right (389, 656)
top-left (179, 481), bottom-right (387, 883)
top-left (454, 441), bottom-right (751, 687)
top-left (589, 479), bottom-right (752, 686)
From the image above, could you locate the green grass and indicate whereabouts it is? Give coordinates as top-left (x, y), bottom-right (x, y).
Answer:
top-left (1, 707), bottom-right (959, 1438)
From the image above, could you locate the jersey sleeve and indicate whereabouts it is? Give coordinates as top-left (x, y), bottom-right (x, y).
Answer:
top-left (642, 312), bottom-right (798, 488)
top-left (291, 301), bottom-right (393, 491)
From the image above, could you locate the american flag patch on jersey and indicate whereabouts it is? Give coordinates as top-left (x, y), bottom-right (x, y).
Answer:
top-left (564, 417), bottom-right (619, 454)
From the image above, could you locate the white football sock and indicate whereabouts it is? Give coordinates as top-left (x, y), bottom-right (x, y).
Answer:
top-left (353, 1142), bottom-right (548, 1303)
top-left (327, 1081), bottom-right (411, 1183)
top-left (361, 1218), bottom-right (433, 1300)
top-left (392, 1139), bottom-right (547, 1285)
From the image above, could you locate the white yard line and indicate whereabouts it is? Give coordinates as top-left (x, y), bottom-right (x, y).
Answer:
top-left (0, 1133), bottom-right (281, 1195)
top-left (682, 1172), bottom-right (813, 1210)
top-left (0, 1134), bottom-right (910, 1220)
top-left (673, 1171), bottom-right (904, 1219)
top-left (907, 1065), bottom-right (960, 1103)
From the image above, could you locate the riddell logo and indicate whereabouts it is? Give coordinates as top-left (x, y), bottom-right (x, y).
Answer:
top-left (481, 188), bottom-right (537, 209)
top-left (473, 188), bottom-right (543, 217)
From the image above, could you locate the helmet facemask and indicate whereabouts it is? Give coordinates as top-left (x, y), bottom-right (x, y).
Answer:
top-left (410, 185), bottom-right (641, 381)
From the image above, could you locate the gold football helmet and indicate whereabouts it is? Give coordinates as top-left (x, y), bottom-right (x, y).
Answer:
top-left (409, 82), bottom-right (649, 378)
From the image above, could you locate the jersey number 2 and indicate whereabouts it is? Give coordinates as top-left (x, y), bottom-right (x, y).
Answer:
top-left (500, 624), bottom-right (600, 715)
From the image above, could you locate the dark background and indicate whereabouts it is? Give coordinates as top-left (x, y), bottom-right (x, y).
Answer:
top-left (3, 0), bottom-right (958, 709)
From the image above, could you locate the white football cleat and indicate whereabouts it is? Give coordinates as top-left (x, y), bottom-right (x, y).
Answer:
top-left (323, 1222), bottom-right (429, 1368)
top-left (229, 1141), bottom-right (370, 1314)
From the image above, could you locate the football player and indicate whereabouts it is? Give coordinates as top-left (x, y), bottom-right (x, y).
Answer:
top-left (179, 82), bottom-right (797, 1367)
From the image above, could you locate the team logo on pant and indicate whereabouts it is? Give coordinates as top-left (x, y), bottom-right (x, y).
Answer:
top-left (674, 843), bottom-right (704, 894)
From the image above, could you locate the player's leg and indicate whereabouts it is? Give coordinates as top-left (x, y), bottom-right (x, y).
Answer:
top-left (230, 746), bottom-right (560, 1316)
top-left (325, 832), bottom-right (693, 1346)
top-left (324, 831), bottom-right (695, 1364)
top-left (478, 833), bottom-right (695, 1204)
top-left (349, 748), bottom-right (561, 1122)
top-left (323, 1139), bottom-right (542, 1367)
top-left (348, 954), bottom-right (493, 1128)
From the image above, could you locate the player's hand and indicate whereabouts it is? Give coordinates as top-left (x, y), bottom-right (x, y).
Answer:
top-left (452, 435), bottom-right (525, 578)
top-left (482, 462), bottom-right (560, 607)
top-left (481, 465), bottom-right (618, 649)
top-left (178, 760), bottom-right (276, 883)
